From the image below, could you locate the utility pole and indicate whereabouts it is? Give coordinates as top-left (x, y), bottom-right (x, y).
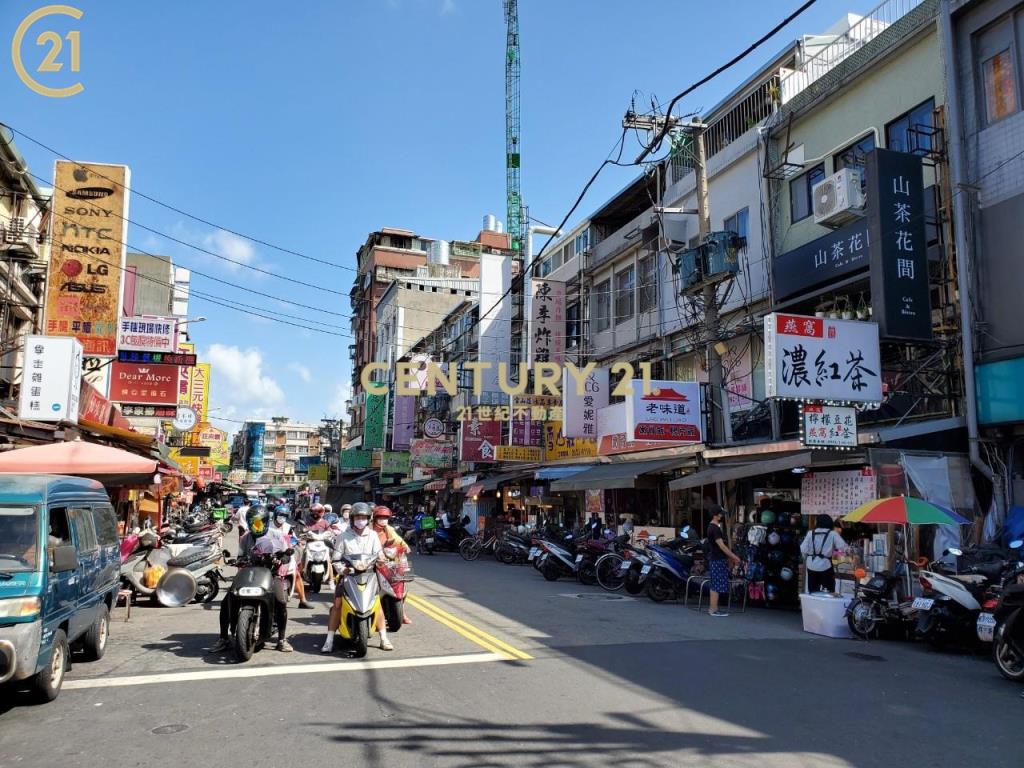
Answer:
top-left (692, 119), bottom-right (725, 445)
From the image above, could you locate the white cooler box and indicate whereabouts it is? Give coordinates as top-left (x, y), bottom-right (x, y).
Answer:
top-left (799, 593), bottom-right (854, 639)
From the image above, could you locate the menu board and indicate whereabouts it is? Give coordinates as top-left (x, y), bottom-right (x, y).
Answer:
top-left (801, 468), bottom-right (876, 518)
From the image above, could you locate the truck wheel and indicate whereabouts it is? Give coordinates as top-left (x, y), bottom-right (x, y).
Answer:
top-left (32, 629), bottom-right (68, 702)
top-left (82, 605), bottom-right (110, 661)
top-left (234, 606), bottom-right (258, 662)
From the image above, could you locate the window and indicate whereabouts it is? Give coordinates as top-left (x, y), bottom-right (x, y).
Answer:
top-left (92, 505), bottom-right (118, 547)
top-left (833, 134), bottom-right (876, 172)
top-left (538, 257), bottom-right (552, 277)
top-left (71, 507), bottom-right (97, 552)
top-left (48, 507), bottom-right (71, 545)
top-left (723, 207), bottom-right (749, 248)
top-left (886, 98), bottom-right (936, 154)
top-left (638, 254), bottom-right (658, 313)
top-left (976, 17), bottom-right (1019, 124)
top-left (562, 242), bottom-right (573, 265)
top-left (614, 266), bottom-right (635, 324)
top-left (574, 229), bottom-right (590, 254)
top-left (594, 279), bottom-right (611, 332)
top-left (789, 164), bottom-right (825, 223)
top-left (566, 303), bottom-right (581, 348)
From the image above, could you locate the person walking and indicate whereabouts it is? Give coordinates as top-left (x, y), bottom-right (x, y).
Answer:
top-left (706, 506), bottom-right (741, 617)
top-left (800, 514), bottom-right (848, 593)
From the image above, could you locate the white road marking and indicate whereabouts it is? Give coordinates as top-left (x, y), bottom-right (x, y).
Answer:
top-left (63, 652), bottom-right (505, 690)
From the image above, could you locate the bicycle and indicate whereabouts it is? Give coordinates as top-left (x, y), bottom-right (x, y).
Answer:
top-left (459, 531), bottom-right (499, 562)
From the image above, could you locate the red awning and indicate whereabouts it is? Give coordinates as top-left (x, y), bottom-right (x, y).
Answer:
top-left (0, 439), bottom-right (157, 477)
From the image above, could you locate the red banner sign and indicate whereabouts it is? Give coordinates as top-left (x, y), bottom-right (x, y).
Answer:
top-left (110, 362), bottom-right (179, 406)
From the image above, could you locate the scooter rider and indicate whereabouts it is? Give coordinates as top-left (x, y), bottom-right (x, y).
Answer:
top-left (211, 505), bottom-right (294, 654)
top-left (321, 502), bottom-right (388, 653)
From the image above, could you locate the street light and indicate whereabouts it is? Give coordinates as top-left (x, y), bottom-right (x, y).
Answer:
top-left (177, 316), bottom-right (207, 327)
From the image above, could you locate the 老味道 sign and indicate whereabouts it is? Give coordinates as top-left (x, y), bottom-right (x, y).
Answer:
top-left (18, 336), bottom-right (82, 423)
top-left (800, 404), bottom-right (858, 449)
top-left (624, 380), bottom-right (703, 443)
top-left (764, 313), bottom-right (882, 403)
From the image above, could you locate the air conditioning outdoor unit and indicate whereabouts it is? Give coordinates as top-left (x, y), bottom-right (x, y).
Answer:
top-left (812, 168), bottom-right (865, 228)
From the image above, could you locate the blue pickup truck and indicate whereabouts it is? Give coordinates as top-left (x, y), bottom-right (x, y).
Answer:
top-left (0, 475), bottom-right (120, 702)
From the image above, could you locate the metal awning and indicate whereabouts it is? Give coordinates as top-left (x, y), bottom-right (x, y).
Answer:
top-left (549, 458), bottom-right (683, 492)
top-left (464, 484), bottom-right (483, 497)
top-left (341, 469), bottom-right (377, 487)
top-left (535, 465), bottom-right (596, 481)
top-left (668, 452), bottom-right (814, 491)
top-left (382, 480), bottom-right (426, 496)
top-left (479, 470), bottom-right (534, 491)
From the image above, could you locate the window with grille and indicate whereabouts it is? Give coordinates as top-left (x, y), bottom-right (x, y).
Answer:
top-left (615, 266), bottom-right (635, 324)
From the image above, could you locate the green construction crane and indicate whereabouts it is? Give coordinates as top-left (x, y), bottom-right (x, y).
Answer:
top-left (503, 0), bottom-right (522, 253)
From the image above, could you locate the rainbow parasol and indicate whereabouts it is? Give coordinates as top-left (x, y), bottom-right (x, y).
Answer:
top-left (842, 496), bottom-right (970, 525)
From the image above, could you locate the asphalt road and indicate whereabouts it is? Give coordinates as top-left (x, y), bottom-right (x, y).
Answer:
top-left (0, 552), bottom-right (1019, 768)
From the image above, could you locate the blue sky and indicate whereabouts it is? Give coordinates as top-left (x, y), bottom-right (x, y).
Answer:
top-left (2, 0), bottom-right (865, 435)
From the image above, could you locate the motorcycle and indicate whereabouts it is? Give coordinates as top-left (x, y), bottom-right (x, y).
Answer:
top-left (302, 530), bottom-right (333, 593)
top-left (574, 535), bottom-right (627, 586)
top-left (334, 554), bottom-right (382, 658)
top-left (644, 533), bottom-right (701, 603)
top-left (227, 547), bottom-right (293, 662)
top-left (157, 543), bottom-right (224, 606)
top-left (495, 533), bottom-right (532, 565)
top-left (535, 535), bottom-right (583, 582)
top-left (433, 516), bottom-right (471, 553)
top-left (846, 569), bottom-right (917, 639)
top-left (377, 546), bottom-right (411, 633)
top-left (914, 547), bottom-right (1010, 648)
top-left (978, 540), bottom-right (1024, 682)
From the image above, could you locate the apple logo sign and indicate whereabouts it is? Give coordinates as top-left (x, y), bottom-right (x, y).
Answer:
top-left (73, 168), bottom-right (88, 182)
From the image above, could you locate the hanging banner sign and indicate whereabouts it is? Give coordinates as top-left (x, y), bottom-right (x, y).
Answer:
top-left (392, 395), bottom-right (415, 450)
top-left (530, 278), bottom-right (566, 365)
top-left (410, 439), bottom-right (457, 469)
top-left (363, 393), bottom-right (386, 450)
top-left (459, 415), bottom-right (501, 463)
top-left (763, 313), bottom-right (882, 403)
top-left (495, 445), bottom-right (543, 462)
top-left (563, 366), bottom-right (608, 438)
top-left (117, 316), bottom-right (178, 353)
top-left (543, 421), bottom-right (598, 460)
top-left (45, 162), bottom-right (130, 357)
top-left (381, 451), bottom-right (412, 476)
top-left (800, 404), bottom-right (858, 449)
top-left (110, 362), bottom-right (178, 406)
top-left (624, 380), bottom-right (703, 443)
top-left (18, 336), bottom-right (82, 423)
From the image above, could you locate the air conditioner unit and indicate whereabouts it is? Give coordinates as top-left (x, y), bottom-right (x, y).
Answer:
top-left (812, 168), bottom-right (865, 227)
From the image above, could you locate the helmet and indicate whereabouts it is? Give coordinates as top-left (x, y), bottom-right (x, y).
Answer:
top-left (310, 503), bottom-right (325, 519)
top-left (767, 531), bottom-right (781, 546)
top-left (340, 504), bottom-right (352, 514)
top-left (246, 505), bottom-right (270, 537)
top-left (373, 506), bottom-right (392, 521)
top-left (760, 510), bottom-right (776, 525)
top-left (768, 549), bottom-right (786, 563)
top-left (780, 567), bottom-right (794, 581)
top-left (323, 504), bottom-right (333, 514)
top-left (350, 502), bottom-right (373, 521)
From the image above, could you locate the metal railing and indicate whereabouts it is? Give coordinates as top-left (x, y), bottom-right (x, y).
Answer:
top-left (780, 0), bottom-right (924, 104)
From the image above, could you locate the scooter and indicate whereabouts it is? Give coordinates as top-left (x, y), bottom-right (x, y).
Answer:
top-left (644, 532), bottom-right (701, 603)
top-left (536, 536), bottom-right (581, 582)
top-left (227, 547), bottom-right (293, 662)
top-left (846, 569), bottom-right (917, 639)
top-left (334, 554), bottom-right (381, 658)
top-left (914, 548), bottom-right (1008, 648)
top-left (978, 540), bottom-right (1024, 682)
top-left (157, 543), bottom-right (224, 606)
top-left (302, 531), bottom-right (333, 593)
top-left (433, 517), bottom-right (471, 553)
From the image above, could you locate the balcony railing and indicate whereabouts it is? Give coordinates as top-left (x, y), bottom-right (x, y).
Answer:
top-left (779, 0), bottom-right (924, 104)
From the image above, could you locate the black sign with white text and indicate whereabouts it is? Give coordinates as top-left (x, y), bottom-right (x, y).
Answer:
top-left (865, 149), bottom-right (932, 340)
top-left (772, 218), bottom-right (871, 301)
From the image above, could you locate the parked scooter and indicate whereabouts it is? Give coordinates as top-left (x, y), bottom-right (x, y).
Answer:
top-left (302, 530), bottom-right (333, 593)
top-left (846, 569), bottom-right (916, 639)
top-left (334, 554), bottom-right (381, 658)
top-left (978, 540), bottom-right (1024, 682)
top-left (433, 516), bottom-right (471, 553)
top-left (644, 529), bottom-right (700, 603)
top-left (535, 534), bottom-right (582, 582)
top-left (226, 546), bottom-right (294, 662)
top-left (156, 543), bottom-right (224, 606)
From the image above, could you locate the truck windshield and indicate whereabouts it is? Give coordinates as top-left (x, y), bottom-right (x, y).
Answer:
top-left (0, 506), bottom-right (40, 572)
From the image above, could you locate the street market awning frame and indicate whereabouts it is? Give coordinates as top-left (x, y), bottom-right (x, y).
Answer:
top-left (668, 452), bottom-right (815, 491)
top-left (549, 458), bottom-right (683, 492)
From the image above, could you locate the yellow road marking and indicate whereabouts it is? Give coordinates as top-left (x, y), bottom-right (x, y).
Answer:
top-left (406, 592), bottom-right (533, 661)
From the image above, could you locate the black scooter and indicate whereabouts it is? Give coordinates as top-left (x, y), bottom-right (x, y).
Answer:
top-left (988, 540), bottom-right (1024, 682)
top-left (227, 548), bottom-right (292, 662)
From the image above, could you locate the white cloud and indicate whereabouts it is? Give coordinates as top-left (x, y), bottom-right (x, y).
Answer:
top-left (205, 343), bottom-right (285, 409)
top-left (440, 0), bottom-right (456, 14)
top-left (328, 381), bottom-right (352, 422)
top-left (202, 229), bottom-right (257, 272)
top-left (288, 362), bottom-right (312, 383)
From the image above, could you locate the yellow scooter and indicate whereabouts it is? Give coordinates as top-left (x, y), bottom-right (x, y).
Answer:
top-left (336, 555), bottom-right (380, 658)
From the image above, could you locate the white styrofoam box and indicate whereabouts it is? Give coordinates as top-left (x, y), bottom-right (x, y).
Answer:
top-left (800, 593), bottom-right (854, 639)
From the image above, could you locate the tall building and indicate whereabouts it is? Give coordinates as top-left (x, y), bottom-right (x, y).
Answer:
top-left (231, 417), bottom-right (322, 486)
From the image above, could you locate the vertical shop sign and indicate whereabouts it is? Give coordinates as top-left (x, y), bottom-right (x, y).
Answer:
top-left (562, 366), bottom-right (608, 438)
top-left (363, 393), bottom-right (386, 450)
top-left (459, 413), bottom-right (501, 463)
top-left (530, 278), bottom-right (565, 365)
top-left (392, 394), bottom-right (415, 450)
top-left (17, 335), bottom-right (82, 422)
top-left (865, 149), bottom-right (932, 340)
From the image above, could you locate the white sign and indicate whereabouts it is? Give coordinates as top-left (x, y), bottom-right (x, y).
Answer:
top-left (423, 417), bottom-right (445, 439)
top-left (477, 253), bottom-right (512, 395)
top-left (172, 406), bottom-right (198, 432)
top-left (117, 315), bottom-right (178, 353)
top-left (764, 313), bottom-right (882, 403)
top-left (624, 379), bottom-right (703, 443)
top-left (563, 366), bottom-right (608, 438)
top-left (801, 469), bottom-right (876, 518)
top-left (530, 278), bottom-right (566, 365)
top-left (801, 404), bottom-right (858, 448)
top-left (18, 335), bottom-right (82, 423)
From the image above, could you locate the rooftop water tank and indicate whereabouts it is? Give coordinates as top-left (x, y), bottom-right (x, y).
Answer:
top-left (428, 239), bottom-right (450, 266)
top-left (483, 214), bottom-right (498, 232)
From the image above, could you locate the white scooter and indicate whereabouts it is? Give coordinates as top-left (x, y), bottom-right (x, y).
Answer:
top-left (914, 547), bottom-right (1003, 647)
top-left (303, 530), bottom-right (333, 593)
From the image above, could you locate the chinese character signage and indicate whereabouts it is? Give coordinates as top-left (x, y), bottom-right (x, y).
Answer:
top-left (865, 149), bottom-right (932, 341)
top-left (308, 464), bottom-right (329, 481)
top-left (110, 362), bottom-right (178, 406)
top-left (117, 316), bottom-right (178, 354)
top-left (596, 402), bottom-right (686, 455)
top-left (495, 445), bottom-right (543, 462)
top-left (363, 393), bottom-right (386, 451)
top-left (410, 439), bottom-right (457, 469)
top-left (45, 162), bottom-right (130, 357)
top-left (381, 451), bottom-right (411, 476)
top-left (340, 449), bottom-right (373, 470)
top-left (187, 363), bottom-right (211, 422)
top-left (530, 278), bottom-right (565, 365)
top-left (246, 422), bottom-right (265, 471)
top-left (800, 404), bottom-right (858, 449)
top-left (459, 414), bottom-right (501, 463)
top-left (392, 394), bottom-right (415, 450)
top-left (801, 468), bottom-right (876, 518)
top-left (563, 366), bottom-right (608, 438)
top-left (18, 335), bottom-right (82, 423)
top-left (624, 380), bottom-right (703, 443)
top-left (118, 350), bottom-right (197, 366)
top-left (772, 218), bottom-right (870, 301)
top-left (763, 313), bottom-right (882, 403)
top-left (543, 421), bottom-right (598, 460)
top-left (511, 394), bottom-right (559, 446)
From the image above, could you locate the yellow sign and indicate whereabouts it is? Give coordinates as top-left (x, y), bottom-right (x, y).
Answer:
top-left (171, 453), bottom-right (199, 477)
top-left (308, 464), bottom-right (329, 481)
top-left (496, 445), bottom-right (543, 462)
top-left (188, 363), bottom-right (210, 422)
top-left (45, 161), bottom-right (129, 355)
top-left (12, 5), bottom-right (84, 98)
top-left (543, 421), bottom-right (598, 460)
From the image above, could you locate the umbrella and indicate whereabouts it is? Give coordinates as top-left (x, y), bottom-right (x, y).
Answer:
top-left (842, 496), bottom-right (970, 525)
top-left (0, 439), bottom-right (157, 478)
